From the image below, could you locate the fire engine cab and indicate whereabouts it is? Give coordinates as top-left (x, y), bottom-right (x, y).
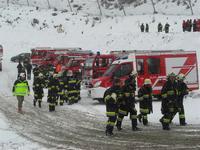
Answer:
top-left (82, 52), bottom-right (116, 87)
top-left (0, 45), bottom-right (3, 71)
top-left (90, 50), bottom-right (199, 102)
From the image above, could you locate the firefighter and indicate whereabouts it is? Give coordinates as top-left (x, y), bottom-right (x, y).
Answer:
top-left (48, 73), bottom-right (60, 112)
top-left (12, 73), bottom-right (30, 114)
top-left (104, 78), bottom-right (122, 136)
top-left (33, 65), bottom-right (40, 82)
top-left (33, 73), bottom-right (45, 108)
top-left (75, 70), bottom-right (82, 102)
top-left (160, 72), bottom-right (177, 130)
top-left (145, 23), bottom-right (149, 32)
top-left (116, 71), bottom-right (140, 131)
top-left (47, 71), bottom-right (54, 103)
top-left (158, 22), bottom-right (163, 32)
top-left (57, 72), bottom-right (65, 106)
top-left (25, 62), bottom-right (32, 80)
top-left (173, 73), bottom-right (189, 125)
top-left (137, 79), bottom-right (153, 126)
top-left (140, 23), bottom-right (144, 32)
top-left (67, 70), bottom-right (78, 105)
top-left (164, 23), bottom-right (170, 33)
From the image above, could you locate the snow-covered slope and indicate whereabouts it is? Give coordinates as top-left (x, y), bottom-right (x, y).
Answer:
top-left (0, 3), bottom-right (200, 150)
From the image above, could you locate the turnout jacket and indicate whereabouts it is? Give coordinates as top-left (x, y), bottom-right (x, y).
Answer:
top-left (138, 85), bottom-right (153, 113)
top-left (161, 80), bottom-right (177, 113)
top-left (33, 77), bottom-right (45, 95)
top-left (104, 86), bottom-right (122, 117)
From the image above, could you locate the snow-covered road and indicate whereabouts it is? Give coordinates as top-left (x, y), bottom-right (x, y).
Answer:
top-left (1, 60), bottom-right (200, 150)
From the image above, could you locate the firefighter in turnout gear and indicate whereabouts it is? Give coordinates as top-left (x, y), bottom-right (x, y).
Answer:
top-left (62, 70), bottom-right (69, 103)
top-left (116, 71), bottom-right (140, 131)
top-left (172, 73), bottom-right (189, 125)
top-left (75, 71), bottom-right (82, 102)
top-left (33, 73), bottom-right (45, 108)
top-left (57, 72), bottom-right (65, 106)
top-left (160, 72), bottom-right (177, 130)
top-left (67, 70), bottom-right (78, 105)
top-left (137, 79), bottom-right (153, 126)
top-left (104, 78), bottom-right (122, 136)
top-left (12, 73), bottom-right (30, 114)
top-left (48, 73), bottom-right (60, 112)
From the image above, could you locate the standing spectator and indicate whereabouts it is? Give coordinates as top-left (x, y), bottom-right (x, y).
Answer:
top-left (193, 19), bottom-right (197, 32)
top-left (197, 19), bottom-right (200, 31)
top-left (182, 20), bottom-right (186, 32)
top-left (25, 62), bottom-right (32, 80)
top-left (145, 23), bottom-right (149, 32)
top-left (164, 23), bottom-right (170, 33)
top-left (186, 19), bottom-right (190, 31)
top-left (12, 73), bottom-right (30, 114)
top-left (140, 23), bottom-right (145, 32)
top-left (158, 22), bottom-right (163, 32)
top-left (189, 19), bottom-right (192, 32)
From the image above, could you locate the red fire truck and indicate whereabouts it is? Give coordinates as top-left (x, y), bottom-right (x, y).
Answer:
top-left (0, 45), bottom-right (3, 71)
top-left (82, 53), bottom-right (116, 87)
top-left (31, 47), bottom-right (91, 67)
top-left (90, 50), bottom-right (199, 102)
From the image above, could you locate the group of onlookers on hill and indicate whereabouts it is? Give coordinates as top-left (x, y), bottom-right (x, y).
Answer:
top-left (140, 23), bottom-right (170, 33)
top-left (182, 19), bottom-right (200, 32)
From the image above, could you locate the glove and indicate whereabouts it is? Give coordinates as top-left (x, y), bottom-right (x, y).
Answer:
top-left (111, 93), bottom-right (117, 100)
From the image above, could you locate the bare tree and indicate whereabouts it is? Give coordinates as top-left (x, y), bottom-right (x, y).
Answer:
top-left (47, 0), bottom-right (51, 9)
top-left (117, 0), bottom-right (126, 16)
top-left (187, 0), bottom-right (194, 15)
top-left (67, 0), bottom-right (73, 12)
top-left (150, 0), bottom-right (157, 14)
top-left (97, 0), bottom-right (103, 16)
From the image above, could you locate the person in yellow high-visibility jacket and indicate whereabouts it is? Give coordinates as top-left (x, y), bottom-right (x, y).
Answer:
top-left (12, 73), bottom-right (30, 114)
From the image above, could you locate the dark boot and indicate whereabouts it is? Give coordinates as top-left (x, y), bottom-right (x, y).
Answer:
top-left (105, 125), bottom-right (113, 136)
top-left (142, 115), bottom-right (148, 126)
top-left (137, 114), bottom-right (142, 123)
top-left (132, 120), bottom-right (140, 131)
top-left (116, 121), bottom-right (122, 131)
top-left (161, 122), bottom-right (170, 130)
top-left (38, 101), bottom-right (41, 108)
top-left (33, 100), bottom-right (36, 107)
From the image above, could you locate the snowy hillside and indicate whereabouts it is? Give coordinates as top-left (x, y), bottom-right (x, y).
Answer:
top-left (0, 2), bottom-right (200, 150)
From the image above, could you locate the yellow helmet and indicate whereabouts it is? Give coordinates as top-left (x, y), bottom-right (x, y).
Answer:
top-left (144, 79), bottom-right (152, 85)
top-left (177, 73), bottom-right (185, 80)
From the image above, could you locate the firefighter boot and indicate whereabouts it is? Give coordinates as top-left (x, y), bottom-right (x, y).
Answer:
top-left (132, 120), bottom-right (141, 131)
top-left (116, 121), bottom-right (122, 131)
top-left (180, 118), bottom-right (187, 126)
top-left (38, 101), bottom-right (41, 108)
top-left (142, 115), bottom-right (148, 126)
top-left (105, 125), bottom-right (114, 136)
top-left (33, 100), bottom-right (36, 107)
top-left (60, 99), bottom-right (64, 106)
top-left (137, 114), bottom-right (142, 123)
top-left (161, 121), bottom-right (170, 130)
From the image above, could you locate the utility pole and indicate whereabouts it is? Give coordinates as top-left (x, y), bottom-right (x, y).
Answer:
top-left (150, 0), bottom-right (157, 14)
top-left (97, 0), bottom-right (102, 16)
top-left (67, 0), bottom-right (73, 12)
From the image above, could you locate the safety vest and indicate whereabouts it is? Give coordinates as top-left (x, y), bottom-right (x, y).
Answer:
top-left (14, 82), bottom-right (29, 96)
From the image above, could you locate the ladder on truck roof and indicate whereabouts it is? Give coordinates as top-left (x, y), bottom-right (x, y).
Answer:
top-left (111, 50), bottom-right (196, 55)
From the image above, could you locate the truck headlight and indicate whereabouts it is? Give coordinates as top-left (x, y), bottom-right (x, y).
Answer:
top-left (94, 81), bottom-right (102, 88)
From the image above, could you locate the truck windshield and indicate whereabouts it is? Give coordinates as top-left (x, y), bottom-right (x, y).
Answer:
top-left (85, 58), bottom-right (94, 68)
top-left (103, 64), bottom-right (118, 77)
